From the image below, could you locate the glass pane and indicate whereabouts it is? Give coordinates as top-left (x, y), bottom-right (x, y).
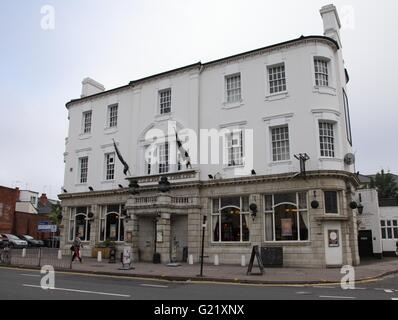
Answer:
top-left (393, 221), bottom-right (398, 227)
top-left (264, 195), bottom-right (273, 211)
top-left (299, 211), bottom-right (309, 241)
top-left (274, 193), bottom-right (296, 205)
top-left (264, 213), bottom-right (273, 241)
top-left (387, 221), bottom-right (392, 226)
top-left (221, 207), bottom-right (241, 242)
top-left (274, 204), bottom-right (298, 241)
top-left (75, 215), bottom-right (86, 240)
top-left (212, 199), bottom-right (219, 213)
top-left (107, 204), bottom-right (120, 214)
top-left (324, 191), bottom-right (338, 214)
top-left (298, 193), bottom-right (307, 209)
top-left (221, 197), bottom-right (240, 208)
top-left (100, 219), bottom-right (105, 242)
top-left (381, 228), bottom-right (386, 239)
top-left (242, 214), bottom-right (250, 242)
top-left (119, 219), bottom-right (125, 242)
top-left (86, 220), bottom-right (91, 241)
top-left (242, 196), bottom-right (249, 212)
top-left (387, 228), bottom-right (392, 239)
top-left (106, 213), bottom-right (119, 241)
top-left (212, 215), bottom-right (220, 242)
top-left (381, 221), bottom-right (386, 227)
top-left (69, 220), bottom-right (74, 241)
top-left (393, 228), bottom-right (398, 239)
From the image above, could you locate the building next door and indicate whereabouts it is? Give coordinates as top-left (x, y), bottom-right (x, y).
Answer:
top-left (358, 230), bottom-right (374, 258)
top-left (324, 222), bottom-right (343, 267)
top-left (170, 215), bottom-right (188, 262)
top-left (138, 217), bottom-right (155, 262)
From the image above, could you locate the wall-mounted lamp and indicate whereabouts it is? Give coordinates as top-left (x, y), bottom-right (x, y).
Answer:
top-left (88, 186), bottom-right (94, 192)
top-left (311, 190), bottom-right (320, 209)
top-left (158, 176), bottom-right (171, 193)
top-left (129, 180), bottom-right (140, 195)
top-left (249, 203), bottom-right (258, 221)
top-left (357, 203), bottom-right (364, 215)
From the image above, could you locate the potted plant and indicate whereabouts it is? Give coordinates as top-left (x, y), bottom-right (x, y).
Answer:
top-left (92, 240), bottom-right (116, 259)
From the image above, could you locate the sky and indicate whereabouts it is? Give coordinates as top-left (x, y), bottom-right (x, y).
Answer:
top-left (0, 0), bottom-right (397, 199)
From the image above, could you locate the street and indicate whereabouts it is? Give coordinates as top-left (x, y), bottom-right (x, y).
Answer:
top-left (0, 267), bottom-right (397, 300)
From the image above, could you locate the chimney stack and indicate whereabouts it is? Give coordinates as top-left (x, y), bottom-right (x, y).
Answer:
top-left (81, 77), bottom-right (105, 98)
top-left (320, 4), bottom-right (342, 48)
top-left (39, 193), bottom-right (49, 206)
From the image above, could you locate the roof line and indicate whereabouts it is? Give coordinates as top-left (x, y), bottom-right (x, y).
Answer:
top-left (65, 35), bottom-right (339, 108)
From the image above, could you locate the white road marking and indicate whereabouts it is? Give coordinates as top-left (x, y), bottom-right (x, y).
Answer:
top-left (296, 291), bottom-right (311, 295)
top-left (391, 298), bottom-right (398, 300)
top-left (20, 274), bottom-right (40, 277)
top-left (313, 286), bottom-right (336, 289)
top-left (384, 289), bottom-right (394, 293)
top-left (22, 284), bottom-right (131, 298)
top-left (319, 295), bottom-right (356, 299)
top-left (140, 284), bottom-right (169, 288)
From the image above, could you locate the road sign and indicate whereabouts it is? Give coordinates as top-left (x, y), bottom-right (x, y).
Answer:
top-left (38, 223), bottom-right (57, 233)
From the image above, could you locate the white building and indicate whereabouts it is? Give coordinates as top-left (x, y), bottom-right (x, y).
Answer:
top-left (59, 4), bottom-right (361, 268)
top-left (16, 190), bottom-right (39, 214)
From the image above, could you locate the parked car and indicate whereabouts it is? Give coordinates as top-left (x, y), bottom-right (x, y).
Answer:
top-left (44, 236), bottom-right (60, 248)
top-left (17, 235), bottom-right (44, 247)
top-left (1, 234), bottom-right (28, 248)
top-left (0, 234), bottom-right (9, 248)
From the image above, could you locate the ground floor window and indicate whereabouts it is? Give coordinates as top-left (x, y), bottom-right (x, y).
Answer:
top-left (99, 204), bottom-right (125, 242)
top-left (212, 196), bottom-right (250, 242)
top-left (264, 192), bottom-right (309, 242)
top-left (68, 207), bottom-right (91, 242)
top-left (381, 220), bottom-right (398, 240)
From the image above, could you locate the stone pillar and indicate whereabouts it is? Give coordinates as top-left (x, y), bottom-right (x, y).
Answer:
top-left (59, 206), bottom-right (69, 254)
top-left (124, 213), bottom-right (139, 262)
top-left (89, 205), bottom-right (99, 247)
top-left (156, 213), bottom-right (171, 263)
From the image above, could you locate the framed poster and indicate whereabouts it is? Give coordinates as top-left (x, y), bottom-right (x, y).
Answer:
top-left (281, 219), bottom-right (293, 237)
top-left (156, 231), bottom-right (163, 243)
top-left (328, 230), bottom-right (340, 247)
top-left (126, 231), bottom-right (132, 243)
top-left (110, 224), bottom-right (117, 238)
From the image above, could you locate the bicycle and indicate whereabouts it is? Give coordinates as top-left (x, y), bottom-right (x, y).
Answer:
top-left (0, 246), bottom-right (11, 265)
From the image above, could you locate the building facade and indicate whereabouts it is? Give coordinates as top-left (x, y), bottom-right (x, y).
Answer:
top-left (59, 4), bottom-right (361, 268)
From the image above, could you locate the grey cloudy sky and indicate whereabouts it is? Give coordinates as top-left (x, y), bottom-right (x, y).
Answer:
top-left (0, 0), bottom-right (397, 199)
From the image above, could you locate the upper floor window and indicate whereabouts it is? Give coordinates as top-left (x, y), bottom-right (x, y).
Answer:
top-left (268, 64), bottom-right (286, 94)
top-left (108, 104), bottom-right (118, 128)
top-left (319, 121), bottom-right (335, 158)
top-left (159, 88), bottom-right (172, 115)
top-left (226, 130), bottom-right (243, 167)
top-left (324, 191), bottom-right (338, 214)
top-left (105, 153), bottom-right (115, 181)
top-left (271, 125), bottom-right (290, 161)
top-left (30, 196), bottom-right (37, 205)
top-left (79, 157), bottom-right (88, 184)
top-left (381, 220), bottom-right (398, 240)
top-left (82, 111), bottom-right (92, 134)
top-left (343, 89), bottom-right (353, 146)
top-left (314, 58), bottom-right (329, 87)
top-left (158, 142), bottom-right (169, 174)
top-left (225, 73), bottom-right (241, 103)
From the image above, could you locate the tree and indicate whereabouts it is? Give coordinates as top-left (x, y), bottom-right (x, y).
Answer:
top-left (370, 170), bottom-right (398, 199)
top-left (48, 204), bottom-right (62, 226)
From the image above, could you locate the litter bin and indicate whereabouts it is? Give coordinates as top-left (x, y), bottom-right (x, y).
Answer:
top-left (153, 252), bottom-right (161, 264)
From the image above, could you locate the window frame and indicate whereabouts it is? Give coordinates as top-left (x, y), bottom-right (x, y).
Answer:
top-left (343, 89), bottom-right (353, 146)
top-left (314, 57), bottom-right (330, 87)
top-left (381, 219), bottom-right (398, 240)
top-left (159, 88), bottom-right (172, 115)
top-left (158, 142), bottom-right (170, 174)
top-left (104, 152), bottom-right (115, 181)
top-left (225, 129), bottom-right (244, 167)
top-left (225, 73), bottom-right (242, 104)
top-left (82, 110), bottom-right (92, 134)
top-left (78, 156), bottom-right (89, 184)
top-left (263, 192), bottom-right (310, 243)
top-left (99, 204), bottom-right (126, 243)
top-left (211, 196), bottom-right (251, 243)
top-left (267, 63), bottom-right (287, 95)
top-left (68, 207), bottom-right (91, 242)
top-left (270, 125), bottom-right (290, 162)
top-left (319, 121), bottom-right (336, 158)
top-left (107, 104), bottom-right (118, 128)
top-left (324, 191), bottom-right (339, 215)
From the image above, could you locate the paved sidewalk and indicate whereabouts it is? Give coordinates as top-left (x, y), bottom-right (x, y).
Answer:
top-left (65, 257), bottom-right (398, 285)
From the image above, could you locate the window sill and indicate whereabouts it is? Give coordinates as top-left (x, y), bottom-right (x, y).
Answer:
top-left (263, 241), bottom-right (311, 246)
top-left (313, 86), bottom-right (336, 96)
top-left (104, 127), bottom-right (118, 135)
top-left (101, 180), bottom-right (115, 184)
top-left (75, 183), bottom-right (88, 187)
top-left (269, 160), bottom-right (292, 167)
top-left (210, 242), bottom-right (251, 246)
top-left (79, 133), bottom-right (92, 140)
top-left (222, 100), bottom-right (244, 110)
top-left (155, 113), bottom-right (173, 122)
top-left (223, 164), bottom-right (245, 170)
top-left (319, 157), bottom-right (342, 162)
top-left (265, 91), bottom-right (289, 102)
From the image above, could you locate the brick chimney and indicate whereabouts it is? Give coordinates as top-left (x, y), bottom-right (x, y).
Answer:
top-left (81, 77), bottom-right (105, 98)
top-left (39, 193), bottom-right (49, 206)
top-left (320, 4), bottom-right (342, 47)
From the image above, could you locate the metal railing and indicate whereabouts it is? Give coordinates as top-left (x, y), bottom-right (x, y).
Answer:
top-left (0, 247), bottom-right (72, 270)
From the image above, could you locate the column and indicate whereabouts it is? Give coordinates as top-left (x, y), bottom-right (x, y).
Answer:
top-left (156, 213), bottom-right (171, 264)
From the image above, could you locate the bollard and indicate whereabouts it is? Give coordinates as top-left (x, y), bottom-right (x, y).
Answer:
top-left (214, 254), bottom-right (219, 266)
top-left (22, 248), bottom-right (26, 258)
top-left (241, 255), bottom-right (246, 267)
top-left (97, 251), bottom-right (102, 262)
top-left (57, 250), bottom-right (62, 260)
top-left (188, 254), bottom-right (194, 265)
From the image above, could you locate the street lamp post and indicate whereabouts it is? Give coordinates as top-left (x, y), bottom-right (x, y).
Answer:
top-left (199, 215), bottom-right (207, 277)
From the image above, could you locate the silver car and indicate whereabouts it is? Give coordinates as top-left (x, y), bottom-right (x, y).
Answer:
top-left (1, 234), bottom-right (28, 248)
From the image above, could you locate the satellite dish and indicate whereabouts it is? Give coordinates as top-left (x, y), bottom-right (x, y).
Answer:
top-left (344, 153), bottom-right (356, 165)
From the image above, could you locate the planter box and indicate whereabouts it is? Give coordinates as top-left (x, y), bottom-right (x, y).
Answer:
top-left (92, 247), bottom-right (111, 259)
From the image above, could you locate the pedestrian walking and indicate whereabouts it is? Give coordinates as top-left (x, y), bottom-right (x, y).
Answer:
top-left (71, 234), bottom-right (83, 263)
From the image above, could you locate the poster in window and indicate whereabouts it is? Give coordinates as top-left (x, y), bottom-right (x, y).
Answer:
top-left (328, 230), bottom-right (339, 247)
top-left (281, 219), bottom-right (293, 237)
top-left (110, 224), bottom-right (117, 238)
top-left (126, 231), bottom-right (132, 243)
top-left (77, 224), bottom-right (84, 237)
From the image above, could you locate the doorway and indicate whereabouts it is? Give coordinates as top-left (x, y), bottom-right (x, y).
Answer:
top-left (170, 215), bottom-right (188, 262)
top-left (358, 230), bottom-right (374, 258)
top-left (324, 222), bottom-right (343, 267)
top-left (138, 217), bottom-right (155, 262)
